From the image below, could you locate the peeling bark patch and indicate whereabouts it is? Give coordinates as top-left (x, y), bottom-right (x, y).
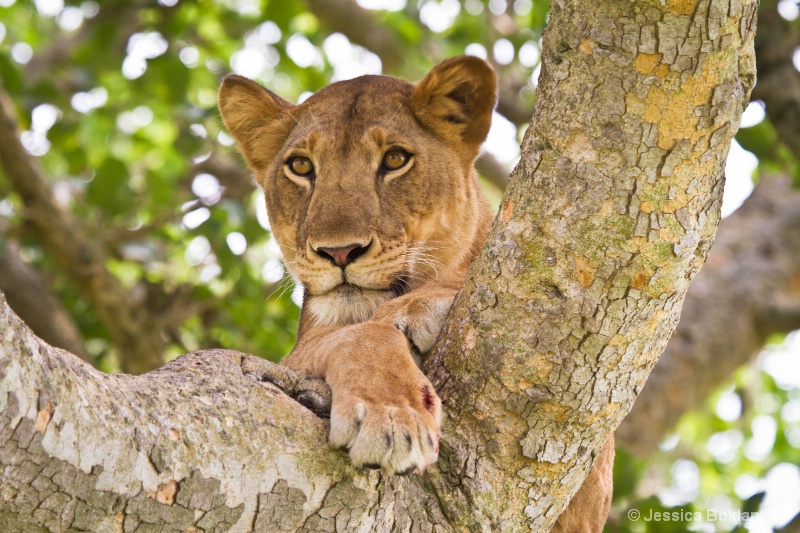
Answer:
top-left (633, 53), bottom-right (662, 74)
top-left (566, 131), bottom-right (597, 163)
top-left (155, 479), bottom-right (178, 505)
top-left (630, 268), bottom-right (652, 289)
top-left (668, 0), bottom-right (700, 15)
top-left (34, 405), bottom-right (51, 433)
top-left (501, 199), bottom-right (514, 223)
top-left (525, 385), bottom-right (555, 403)
top-left (574, 256), bottom-right (595, 288)
top-left (254, 480), bottom-right (307, 531)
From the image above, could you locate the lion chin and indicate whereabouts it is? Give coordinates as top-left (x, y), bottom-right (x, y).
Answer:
top-left (307, 284), bottom-right (396, 327)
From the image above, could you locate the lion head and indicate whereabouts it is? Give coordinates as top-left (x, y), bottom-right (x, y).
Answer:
top-left (218, 56), bottom-right (496, 328)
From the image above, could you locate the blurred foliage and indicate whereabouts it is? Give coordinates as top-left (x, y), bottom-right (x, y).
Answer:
top-left (0, 0), bottom-right (798, 531)
top-left (737, 116), bottom-right (800, 184)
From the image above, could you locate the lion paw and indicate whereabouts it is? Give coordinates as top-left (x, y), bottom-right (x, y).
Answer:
top-left (329, 383), bottom-right (441, 475)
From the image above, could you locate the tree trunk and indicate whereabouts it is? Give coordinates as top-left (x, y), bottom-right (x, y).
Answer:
top-left (619, 0), bottom-right (800, 454)
top-left (425, 0), bottom-right (756, 527)
top-left (0, 0), bottom-right (757, 530)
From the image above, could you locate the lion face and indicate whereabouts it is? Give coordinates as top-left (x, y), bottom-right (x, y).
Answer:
top-left (219, 57), bottom-right (496, 326)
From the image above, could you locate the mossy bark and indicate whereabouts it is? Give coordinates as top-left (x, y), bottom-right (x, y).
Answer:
top-left (0, 0), bottom-right (757, 530)
top-left (618, 175), bottom-right (800, 454)
top-left (427, 0), bottom-right (757, 529)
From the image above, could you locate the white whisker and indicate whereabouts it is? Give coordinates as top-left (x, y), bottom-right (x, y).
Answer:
top-left (403, 242), bottom-right (446, 282)
top-left (274, 96), bottom-right (311, 137)
top-left (383, 100), bottom-right (405, 131)
top-left (266, 276), bottom-right (296, 301)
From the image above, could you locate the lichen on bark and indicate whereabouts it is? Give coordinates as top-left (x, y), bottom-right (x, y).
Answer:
top-left (427, 0), bottom-right (757, 529)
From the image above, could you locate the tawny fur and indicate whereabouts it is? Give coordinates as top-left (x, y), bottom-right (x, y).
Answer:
top-left (219, 56), bottom-right (613, 530)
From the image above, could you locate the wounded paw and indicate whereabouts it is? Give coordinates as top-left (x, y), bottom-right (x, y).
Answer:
top-left (329, 383), bottom-right (441, 476)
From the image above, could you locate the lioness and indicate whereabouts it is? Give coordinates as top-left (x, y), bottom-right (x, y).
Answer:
top-left (218, 56), bottom-right (612, 531)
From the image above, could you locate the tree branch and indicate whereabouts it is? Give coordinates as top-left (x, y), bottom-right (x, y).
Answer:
top-left (303, 0), bottom-right (406, 72)
top-left (496, 69), bottom-right (536, 126)
top-left (617, 175), bottom-right (800, 454)
top-left (24, 0), bottom-right (150, 93)
top-left (0, 0), bottom-right (758, 530)
top-left (475, 151), bottom-right (510, 189)
top-left (751, 0), bottom-right (800, 161)
top-left (0, 296), bottom-right (355, 531)
top-left (0, 239), bottom-right (90, 361)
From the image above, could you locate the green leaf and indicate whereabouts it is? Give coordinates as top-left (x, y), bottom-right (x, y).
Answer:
top-left (87, 158), bottom-right (133, 216)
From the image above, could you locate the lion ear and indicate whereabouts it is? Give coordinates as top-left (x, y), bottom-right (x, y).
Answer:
top-left (410, 56), bottom-right (497, 148)
top-left (218, 75), bottom-right (295, 170)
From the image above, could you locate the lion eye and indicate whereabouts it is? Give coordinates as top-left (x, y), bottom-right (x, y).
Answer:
top-left (289, 156), bottom-right (314, 177)
top-left (382, 149), bottom-right (410, 171)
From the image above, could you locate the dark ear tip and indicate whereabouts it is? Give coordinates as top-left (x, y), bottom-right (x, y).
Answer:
top-left (221, 73), bottom-right (251, 85)
top-left (220, 74), bottom-right (253, 92)
top-left (219, 75), bottom-right (247, 102)
top-left (441, 55), bottom-right (496, 79)
top-left (218, 74), bottom-right (269, 98)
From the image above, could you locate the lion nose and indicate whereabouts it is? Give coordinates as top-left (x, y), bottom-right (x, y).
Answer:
top-left (315, 243), bottom-right (369, 268)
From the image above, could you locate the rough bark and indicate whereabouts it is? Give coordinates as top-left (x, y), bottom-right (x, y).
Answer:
top-left (0, 0), bottom-right (757, 530)
top-left (618, 175), bottom-right (800, 453)
top-left (619, 0), bottom-right (800, 453)
top-left (426, 0), bottom-right (757, 528)
top-left (0, 298), bottom-right (342, 533)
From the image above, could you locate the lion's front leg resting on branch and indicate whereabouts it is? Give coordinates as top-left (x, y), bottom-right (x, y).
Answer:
top-left (219, 55), bottom-right (614, 529)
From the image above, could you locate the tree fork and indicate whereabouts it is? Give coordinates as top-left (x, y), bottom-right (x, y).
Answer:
top-left (0, 0), bottom-right (757, 530)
